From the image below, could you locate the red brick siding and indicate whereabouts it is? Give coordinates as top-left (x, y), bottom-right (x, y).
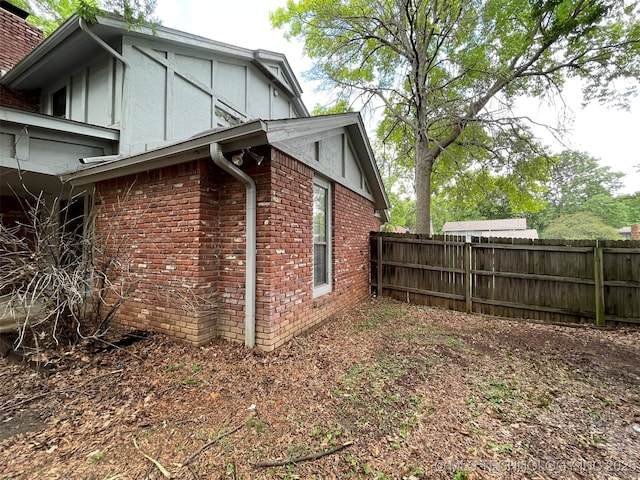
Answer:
top-left (214, 164), bottom-right (258, 343)
top-left (0, 6), bottom-right (43, 111)
top-left (95, 148), bottom-right (381, 350)
top-left (248, 149), bottom-right (381, 350)
top-left (632, 224), bottom-right (640, 241)
top-left (253, 150), bottom-right (315, 349)
top-left (95, 160), bottom-right (219, 345)
top-left (0, 85), bottom-right (39, 111)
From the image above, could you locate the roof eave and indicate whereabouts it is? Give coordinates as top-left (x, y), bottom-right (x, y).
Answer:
top-left (63, 120), bottom-right (268, 185)
top-left (1, 13), bottom-right (81, 87)
top-left (0, 106), bottom-right (119, 141)
top-left (264, 113), bottom-right (390, 218)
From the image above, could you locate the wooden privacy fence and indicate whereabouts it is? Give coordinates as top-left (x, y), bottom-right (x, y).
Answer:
top-left (370, 232), bottom-right (640, 326)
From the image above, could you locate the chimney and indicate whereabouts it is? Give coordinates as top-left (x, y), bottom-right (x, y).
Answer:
top-left (0, 1), bottom-right (44, 111)
top-left (0, 1), bottom-right (44, 75)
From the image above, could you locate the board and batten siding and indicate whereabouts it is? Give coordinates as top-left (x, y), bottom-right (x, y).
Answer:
top-left (272, 128), bottom-right (376, 207)
top-left (39, 52), bottom-right (122, 129)
top-left (121, 37), bottom-right (300, 155)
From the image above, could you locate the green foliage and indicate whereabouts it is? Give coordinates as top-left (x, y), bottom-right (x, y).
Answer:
top-left (384, 191), bottom-right (415, 232)
top-left (15, 0), bottom-right (157, 35)
top-left (432, 148), bottom-right (633, 235)
top-left (542, 212), bottom-right (622, 240)
top-left (524, 150), bottom-right (628, 231)
top-left (618, 192), bottom-right (640, 225)
top-left (12, 0), bottom-right (76, 34)
top-left (544, 151), bottom-right (625, 214)
top-left (311, 99), bottom-right (353, 116)
top-left (272, 0), bottom-right (640, 233)
top-left (581, 194), bottom-right (629, 228)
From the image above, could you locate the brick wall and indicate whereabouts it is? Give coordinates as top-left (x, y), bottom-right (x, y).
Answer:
top-left (0, 85), bottom-right (40, 111)
top-left (248, 149), bottom-right (381, 350)
top-left (252, 150), bottom-right (315, 349)
top-left (632, 224), bottom-right (640, 241)
top-left (95, 160), bottom-right (219, 345)
top-left (0, 4), bottom-right (43, 111)
top-left (96, 148), bottom-right (381, 350)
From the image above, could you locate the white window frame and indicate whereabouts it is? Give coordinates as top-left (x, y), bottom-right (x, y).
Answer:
top-left (313, 176), bottom-right (332, 298)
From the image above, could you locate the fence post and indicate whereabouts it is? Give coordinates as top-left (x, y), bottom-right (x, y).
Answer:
top-left (594, 245), bottom-right (605, 327)
top-left (464, 242), bottom-right (472, 313)
top-left (377, 235), bottom-right (383, 297)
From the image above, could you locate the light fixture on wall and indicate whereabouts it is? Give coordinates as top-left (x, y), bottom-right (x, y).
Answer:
top-left (231, 151), bottom-right (244, 166)
top-left (228, 148), bottom-right (264, 167)
top-left (247, 150), bottom-right (264, 166)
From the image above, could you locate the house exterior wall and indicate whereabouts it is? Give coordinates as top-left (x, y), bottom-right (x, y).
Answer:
top-left (0, 3), bottom-right (43, 111)
top-left (248, 150), bottom-right (380, 349)
top-left (120, 37), bottom-right (303, 155)
top-left (95, 160), bottom-right (219, 344)
top-left (37, 53), bottom-right (122, 126)
top-left (94, 148), bottom-right (380, 350)
top-left (632, 224), bottom-right (640, 241)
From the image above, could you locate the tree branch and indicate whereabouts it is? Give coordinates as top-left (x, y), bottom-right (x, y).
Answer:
top-left (251, 441), bottom-right (354, 468)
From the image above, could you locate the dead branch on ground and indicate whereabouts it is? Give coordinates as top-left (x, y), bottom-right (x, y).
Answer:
top-left (133, 437), bottom-right (171, 478)
top-left (251, 441), bottom-right (354, 468)
top-left (179, 411), bottom-right (255, 468)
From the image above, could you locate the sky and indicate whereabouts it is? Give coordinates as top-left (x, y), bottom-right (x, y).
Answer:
top-left (154, 0), bottom-right (640, 195)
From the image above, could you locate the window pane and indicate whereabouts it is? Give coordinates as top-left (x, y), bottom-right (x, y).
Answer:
top-left (314, 244), bottom-right (327, 286)
top-left (52, 87), bottom-right (66, 117)
top-left (313, 183), bottom-right (328, 287)
top-left (313, 185), bottom-right (326, 243)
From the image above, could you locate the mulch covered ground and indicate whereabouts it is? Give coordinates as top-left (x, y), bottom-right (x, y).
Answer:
top-left (1, 298), bottom-right (639, 479)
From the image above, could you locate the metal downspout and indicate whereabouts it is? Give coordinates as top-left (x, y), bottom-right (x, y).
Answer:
top-left (210, 143), bottom-right (256, 348)
top-left (79, 18), bottom-right (129, 153)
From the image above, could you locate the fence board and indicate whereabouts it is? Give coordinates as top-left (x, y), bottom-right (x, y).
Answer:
top-left (371, 232), bottom-right (640, 326)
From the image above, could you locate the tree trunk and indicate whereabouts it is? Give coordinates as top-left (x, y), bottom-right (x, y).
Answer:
top-left (414, 138), bottom-right (434, 235)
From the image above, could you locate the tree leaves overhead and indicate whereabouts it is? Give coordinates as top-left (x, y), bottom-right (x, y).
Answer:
top-left (272, 0), bottom-right (640, 233)
top-left (14, 0), bottom-right (158, 35)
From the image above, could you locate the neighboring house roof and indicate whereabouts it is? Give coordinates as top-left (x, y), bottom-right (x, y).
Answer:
top-left (442, 218), bottom-right (527, 233)
top-left (62, 112), bottom-right (391, 221)
top-left (442, 218), bottom-right (538, 239)
top-left (1, 13), bottom-right (308, 118)
top-left (478, 229), bottom-right (539, 240)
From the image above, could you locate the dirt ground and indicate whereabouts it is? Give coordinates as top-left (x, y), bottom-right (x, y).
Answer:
top-left (1, 298), bottom-right (639, 480)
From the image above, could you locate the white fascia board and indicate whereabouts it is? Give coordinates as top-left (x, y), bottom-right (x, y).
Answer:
top-left (264, 113), bottom-right (361, 142)
top-left (0, 107), bottom-right (119, 141)
top-left (0, 157), bottom-right (55, 175)
top-left (253, 50), bottom-right (303, 94)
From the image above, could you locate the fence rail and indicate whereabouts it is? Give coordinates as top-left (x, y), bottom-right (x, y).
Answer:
top-left (370, 232), bottom-right (640, 326)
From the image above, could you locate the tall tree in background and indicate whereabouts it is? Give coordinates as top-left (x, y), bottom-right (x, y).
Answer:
top-left (272, 0), bottom-right (640, 234)
top-left (544, 151), bottom-right (625, 215)
top-left (13, 0), bottom-right (157, 35)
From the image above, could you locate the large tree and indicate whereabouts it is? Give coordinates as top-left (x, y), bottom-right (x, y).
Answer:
top-left (544, 150), bottom-right (625, 214)
top-left (272, 0), bottom-right (640, 233)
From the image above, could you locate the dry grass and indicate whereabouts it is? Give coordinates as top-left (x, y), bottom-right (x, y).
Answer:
top-left (1, 298), bottom-right (639, 479)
